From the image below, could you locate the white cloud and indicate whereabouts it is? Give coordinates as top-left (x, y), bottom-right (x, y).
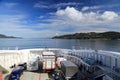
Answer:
top-left (4, 3), bottom-right (18, 8)
top-left (0, 15), bottom-right (44, 38)
top-left (34, 2), bottom-right (81, 9)
top-left (0, 14), bottom-right (67, 38)
top-left (57, 7), bottom-right (83, 21)
top-left (34, 2), bottom-right (49, 8)
top-left (81, 6), bottom-right (102, 11)
top-left (81, 4), bottom-right (120, 11)
top-left (56, 2), bottom-right (81, 7)
top-left (55, 6), bottom-right (120, 32)
top-left (56, 6), bottom-right (119, 22)
top-left (39, 16), bottom-right (44, 19)
top-left (81, 6), bottom-right (90, 11)
top-left (101, 11), bottom-right (118, 20)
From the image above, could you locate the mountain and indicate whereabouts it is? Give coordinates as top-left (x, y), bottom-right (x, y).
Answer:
top-left (53, 31), bottom-right (120, 40)
top-left (0, 34), bottom-right (20, 38)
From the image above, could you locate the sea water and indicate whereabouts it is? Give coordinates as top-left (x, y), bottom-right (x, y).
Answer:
top-left (0, 38), bottom-right (120, 52)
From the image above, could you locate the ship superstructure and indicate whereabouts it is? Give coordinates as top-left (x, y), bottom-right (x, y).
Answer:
top-left (0, 48), bottom-right (120, 80)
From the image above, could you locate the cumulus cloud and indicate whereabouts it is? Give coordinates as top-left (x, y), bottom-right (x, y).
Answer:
top-left (101, 11), bottom-right (118, 20)
top-left (56, 6), bottom-right (119, 22)
top-left (57, 7), bottom-right (83, 21)
top-left (54, 6), bottom-right (120, 32)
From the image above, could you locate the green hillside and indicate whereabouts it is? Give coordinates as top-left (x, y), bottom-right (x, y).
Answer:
top-left (0, 34), bottom-right (18, 38)
top-left (53, 31), bottom-right (120, 40)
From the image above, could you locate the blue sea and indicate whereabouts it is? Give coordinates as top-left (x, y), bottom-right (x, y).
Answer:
top-left (0, 38), bottom-right (120, 52)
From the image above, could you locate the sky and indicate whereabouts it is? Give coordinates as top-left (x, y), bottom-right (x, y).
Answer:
top-left (0, 0), bottom-right (120, 38)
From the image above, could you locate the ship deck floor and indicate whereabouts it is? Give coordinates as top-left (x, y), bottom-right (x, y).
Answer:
top-left (20, 72), bottom-right (40, 80)
top-left (20, 66), bottom-right (64, 80)
top-left (96, 65), bottom-right (120, 80)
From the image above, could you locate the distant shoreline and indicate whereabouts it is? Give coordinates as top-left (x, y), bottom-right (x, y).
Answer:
top-left (0, 34), bottom-right (22, 39)
top-left (52, 31), bottom-right (120, 40)
top-left (53, 38), bottom-right (120, 40)
top-left (0, 37), bottom-right (22, 39)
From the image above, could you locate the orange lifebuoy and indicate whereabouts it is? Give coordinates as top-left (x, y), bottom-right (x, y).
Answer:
top-left (0, 72), bottom-right (3, 80)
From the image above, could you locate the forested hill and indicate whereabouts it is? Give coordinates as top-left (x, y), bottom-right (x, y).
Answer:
top-left (0, 34), bottom-right (18, 38)
top-left (53, 31), bottom-right (120, 40)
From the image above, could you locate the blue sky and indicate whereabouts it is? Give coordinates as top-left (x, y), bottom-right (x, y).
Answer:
top-left (0, 0), bottom-right (120, 38)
